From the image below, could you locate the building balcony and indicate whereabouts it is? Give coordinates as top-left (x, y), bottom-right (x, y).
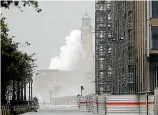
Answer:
top-left (149, 49), bottom-right (158, 55)
top-left (149, 19), bottom-right (158, 25)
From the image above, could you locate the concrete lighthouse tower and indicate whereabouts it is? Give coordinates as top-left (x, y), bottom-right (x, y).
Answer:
top-left (80, 12), bottom-right (95, 94)
top-left (81, 12), bottom-right (94, 72)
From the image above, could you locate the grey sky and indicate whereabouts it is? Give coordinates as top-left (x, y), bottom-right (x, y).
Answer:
top-left (2, 1), bottom-right (95, 70)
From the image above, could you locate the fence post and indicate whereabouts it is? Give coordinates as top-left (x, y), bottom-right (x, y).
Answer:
top-left (137, 93), bottom-right (140, 114)
top-left (90, 96), bottom-right (92, 112)
top-left (78, 96), bottom-right (80, 110)
top-left (104, 96), bottom-right (107, 115)
top-left (86, 97), bottom-right (87, 111)
top-left (146, 91), bottom-right (149, 115)
top-left (154, 87), bottom-right (158, 115)
top-left (92, 96), bottom-right (94, 113)
top-left (96, 96), bottom-right (98, 114)
top-left (87, 96), bottom-right (90, 112)
top-left (1, 106), bottom-right (4, 115)
top-left (3, 106), bottom-right (5, 115)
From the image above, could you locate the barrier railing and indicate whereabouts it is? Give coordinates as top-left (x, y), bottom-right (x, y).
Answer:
top-left (154, 88), bottom-right (158, 115)
top-left (1, 106), bottom-right (10, 115)
top-left (138, 91), bottom-right (154, 115)
top-left (77, 92), bottom-right (156, 115)
top-left (1, 105), bottom-right (38, 115)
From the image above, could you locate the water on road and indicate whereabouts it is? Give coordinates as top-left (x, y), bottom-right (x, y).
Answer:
top-left (22, 105), bottom-right (94, 115)
top-left (22, 110), bottom-right (93, 115)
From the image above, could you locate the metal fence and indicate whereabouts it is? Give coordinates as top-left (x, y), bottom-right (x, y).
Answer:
top-left (154, 88), bottom-right (158, 115)
top-left (1, 106), bottom-right (10, 115)
top-left (0, 105), bottom-right (37, 115)
top-left (77, 91), bottom-right (157, 115)
top-left (138, 91), bottom-right (154, 115)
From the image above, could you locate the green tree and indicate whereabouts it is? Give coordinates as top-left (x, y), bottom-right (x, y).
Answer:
top-left (1, 17), bottom-right (37, 101)
top-left (1, 0), bottom-right (41, 102)
top-left (1, 0), bottom-right (41, 12)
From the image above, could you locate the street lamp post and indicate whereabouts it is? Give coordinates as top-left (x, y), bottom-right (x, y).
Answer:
top-left (81, 86), bottom-right (84, 96)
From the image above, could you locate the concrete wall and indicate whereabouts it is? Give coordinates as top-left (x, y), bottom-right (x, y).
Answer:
top-left (51, 96), bottom-right (77, 105)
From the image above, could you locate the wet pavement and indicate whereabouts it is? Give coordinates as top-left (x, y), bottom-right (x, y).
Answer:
top-left (21, 105), bottom-right (94, 115)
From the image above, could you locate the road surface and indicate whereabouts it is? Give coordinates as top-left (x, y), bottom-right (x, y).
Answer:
top-left (22, 105), bottom-right (94, 115)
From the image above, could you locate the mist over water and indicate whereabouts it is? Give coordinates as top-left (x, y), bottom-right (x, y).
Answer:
top-left (33, 30), bottom-right (94, 103)
top-left (49, 30), bottom-right (85, 71)
top-left (50, 84), bottom-right (79, 97)
top-left (33, 71), bottom-right (86, 102)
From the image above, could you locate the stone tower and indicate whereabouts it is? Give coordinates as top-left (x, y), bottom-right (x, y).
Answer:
top-left (80, 12), bottom-right (95, 94)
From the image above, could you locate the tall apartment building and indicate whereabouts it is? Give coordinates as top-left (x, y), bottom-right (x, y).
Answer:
top-left (95, 1), bottom-right (158, 95)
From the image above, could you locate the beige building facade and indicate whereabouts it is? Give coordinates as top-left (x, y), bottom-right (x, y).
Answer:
top-left (134, 1), bottom-right (158, 92)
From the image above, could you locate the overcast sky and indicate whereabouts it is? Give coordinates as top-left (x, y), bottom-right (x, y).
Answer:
top-left (2, 1), bottom-right (95, 70)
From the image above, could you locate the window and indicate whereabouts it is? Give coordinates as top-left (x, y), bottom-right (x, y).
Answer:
top-left (151, 26), bottom-right (158, 49)
top-left (82, 19), bottom-right (90, 26)
top-left (127, 82), bottom-right (134, 92)
top-left (128, 50), bottom-right (133, 60)
top-left (107, 85), bottom-right (111, 91)
top-left (128, 65), bottom-right (134, 73)
top-left (122, 67), bottom-right (125, 75)
top-left (152, 1), bottom-right (158, 18)
top-left (100, 86), bottom-right (104, 92)
top-left (96, 4), bottom-right (100, 11)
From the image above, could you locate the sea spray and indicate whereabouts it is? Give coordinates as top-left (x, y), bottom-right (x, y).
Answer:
top-left (49, 30), bottom-right (84, 71)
